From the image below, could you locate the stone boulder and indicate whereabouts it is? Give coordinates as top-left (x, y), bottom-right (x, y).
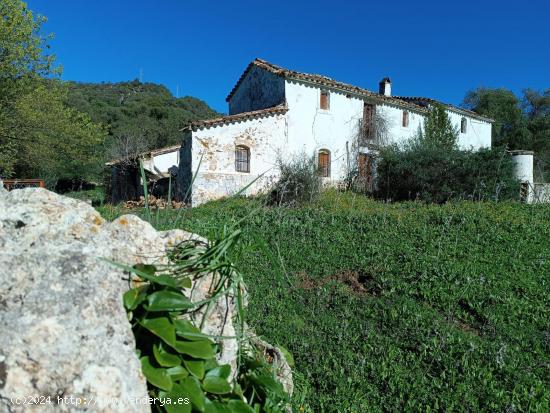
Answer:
top-left (0, 189), bottom-right (238, 412)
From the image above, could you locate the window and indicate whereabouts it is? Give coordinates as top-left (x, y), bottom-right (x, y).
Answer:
top-left (318, 149), bottom-right (330, 177)
top-left (235, 145), bottom-right (250, 173)
top-left (320, 90), bottom-right (330, 110)
top-left (402, 111), bottom-right (409, 128)
top-left (461, 117), bottom-right (467, 134)
top-left (362, 103), bottom-right (375, 143)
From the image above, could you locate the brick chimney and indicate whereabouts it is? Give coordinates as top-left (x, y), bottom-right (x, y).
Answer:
top-left (379, 77), bottom-right (391, 96)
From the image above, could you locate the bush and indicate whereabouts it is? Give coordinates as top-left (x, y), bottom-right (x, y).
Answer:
top-left (376, 146), bottom-right (521, 203)
top-left (269, 154), bottom-right (321, 206)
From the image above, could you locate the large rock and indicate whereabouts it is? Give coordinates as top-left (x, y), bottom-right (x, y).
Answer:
top-left (0, 189), bottom-right (237, 412)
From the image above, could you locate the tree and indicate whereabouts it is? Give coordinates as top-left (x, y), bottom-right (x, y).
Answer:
top-left (462, 87), bottom-right (530, 148)
top-left (0, 0), bottom-right (106, 184)
top-left (413, 103), bottom-right (458, 150)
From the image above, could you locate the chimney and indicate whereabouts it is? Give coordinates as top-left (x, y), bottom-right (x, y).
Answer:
top-left (379, 77), bottom-right (391, 96)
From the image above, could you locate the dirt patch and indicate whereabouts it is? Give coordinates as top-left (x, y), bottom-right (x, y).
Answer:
top-left (296, 269), bottom-right (382, 297)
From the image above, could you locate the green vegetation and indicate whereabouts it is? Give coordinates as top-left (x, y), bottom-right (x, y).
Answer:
top-left (98, 191), bottom-right (550, 412)
top-left (376, 106), bottom-right (520, 203)
top-left (0, 0), bottom-right (218, 189)
top-left (463, 87), bottom-right (550, 180)
top-left (116, 237), bottom-right (288, 413)
top-left (66, 80), bottom-right (219, 157)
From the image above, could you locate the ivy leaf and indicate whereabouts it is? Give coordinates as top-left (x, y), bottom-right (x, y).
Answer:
top-left (123, 285), bottom-right (149, 310)
top-left (162, 384), bottom-right (193, 413)
top-left (183, 358), bottom-right (205, 379)
top-left (202, 376), bottom-right (231, 395)
top-left (153, 343), bottom-right (181, 367)
top-left (227, 400), bottom-right (255, 413)
top-left (147, 291), bottom-right (194, 312)
top-left (180, 376), bottom-right (205, 412)
top-left (179, 277), bottom-right (193, 288)
top-left (166, 365), bottom-right (189, 380)
top-left (174, 340), bottom-right (215, 359)
top-left (139, 316), bottom-right (176, 347)
top-left (140, 356), bottom-right (173, 391)
top-left (174, 319), bottom-right (211, 342)
top-left (205, 364), bottom-right (231, 380)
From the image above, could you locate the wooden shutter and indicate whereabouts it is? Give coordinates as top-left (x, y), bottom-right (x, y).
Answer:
top-left (363, 103), bottom-right (375, 142)
top-left (358, 153), bottom-right (373, 190)
top-left (318, 151), bottom-right (330, 177)
top-left (320, 91), bottom-right (329, 110)
top-left (402, 111), bottom-right (409, 127)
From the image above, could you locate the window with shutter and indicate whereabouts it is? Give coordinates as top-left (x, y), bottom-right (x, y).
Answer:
top-left (402, 111), bottom-right (409, 127)
top-left (318, 150), bottom-right (330, 177)
top-left (235, 145), bottom-right (250, 173)
top-left (320, 91), bottom-right (330, 110)
top-left (461, 117), bottom-right (467, 134)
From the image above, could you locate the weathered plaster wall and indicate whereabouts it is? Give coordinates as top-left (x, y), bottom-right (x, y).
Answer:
top-left (188, 114), bottom-right (287, 205)
top-left (228, 66), bottom-right (285, 115)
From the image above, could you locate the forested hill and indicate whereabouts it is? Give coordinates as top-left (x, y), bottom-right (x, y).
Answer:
top-left (66, 80), bottom-right (220, 151)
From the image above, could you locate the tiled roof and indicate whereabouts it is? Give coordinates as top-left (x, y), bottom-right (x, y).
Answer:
top-left (393, 96), bottom-right (494, 122)
top-left (226, 58), bottom-right (494, 122)
top-left (181, 103), bottom-right (288, 132)
top-left (226, 58), bottom-right (426, 113)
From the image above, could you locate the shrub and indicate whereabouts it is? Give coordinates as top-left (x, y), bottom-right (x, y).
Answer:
top-left (269, 154), bottom-right (321, 206)
top-left (376, 146), bottom-right (521, 203)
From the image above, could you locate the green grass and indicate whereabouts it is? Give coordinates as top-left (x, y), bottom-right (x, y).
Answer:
top-left (97, 190), bottom-right (550, 412)
top-left (64, 187), bottom-right (106, 206)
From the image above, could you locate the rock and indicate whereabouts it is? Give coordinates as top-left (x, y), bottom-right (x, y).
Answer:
top-left (0, 188), bottom-right (292, 413)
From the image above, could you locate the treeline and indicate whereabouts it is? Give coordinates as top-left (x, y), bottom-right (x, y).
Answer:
top-left (463, 88), bottom-right (550, 180)
top-left (0, 0), bottom-right (218, 190)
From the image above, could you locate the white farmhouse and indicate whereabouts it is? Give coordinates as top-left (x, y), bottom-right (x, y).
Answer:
top-left (176, 58), bottom-right (493, 205)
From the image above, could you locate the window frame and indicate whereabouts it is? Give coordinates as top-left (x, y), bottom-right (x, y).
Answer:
top-left (320, 90), bottom-right (330, 110)
top-left (235, 145), bottom-right (250, 173)
top-left (317, 149), bottom-right (331, 178)
top-left (461, 117), bottom-right (467, 134)
top-left (402, 111), bottom-right (409, 128)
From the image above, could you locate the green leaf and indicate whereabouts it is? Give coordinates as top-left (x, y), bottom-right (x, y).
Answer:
top-left (202, 376), bottom-right (231, 395)
top-left (123, 285), bottom-right (149, 310)
top-left (174, 340), bottom-right (215, 359)
top-left (277, 345), bottom-right (295, 368)
top-left (166, 365), bottom-right (189, 380)
top-left (174, 319), bottom-right (211, 341)
top-left (139, 316), bottom-right (176, 346)
top-left (179, 277), bottom-right (193, 288)
top-left (227, 400), bottom-right (255, 413)
top-left (147, 290), bottom-right (194, 312)
top-left (153, 343), bottom-right (181, 367)
top-left (204, 399), bottom-right (220, 413)
top-left (205, 364), bottom-right (231, 380)
top-left (210, 400), bottom-right (232, 413)
top-left (183, 358), bottom-right (205, 379)
top-left (162, 384), bottom-right (193, 413)
top-left (180, 376), bottom-right (205, 412)
top-left (132, 263), bottom-right (178, 287)
top-left (140, 356), bottom-right (173, 391)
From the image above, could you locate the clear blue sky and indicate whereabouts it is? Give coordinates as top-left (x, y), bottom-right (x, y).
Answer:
top-left (29, 0), bottom-right (550, 114)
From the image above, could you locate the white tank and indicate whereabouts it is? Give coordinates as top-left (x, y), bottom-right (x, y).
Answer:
top-left (510, 150), bottom-right (534, 184)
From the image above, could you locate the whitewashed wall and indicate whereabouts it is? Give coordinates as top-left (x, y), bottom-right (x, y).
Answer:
top-left (188, 114), bottom-right (287, 205)
top-left (228, 66), bottom-right (285, 115)
top-left (445, 110), bottom-right (492, 149)
top-left (284, 80), bottom-right (427, 180)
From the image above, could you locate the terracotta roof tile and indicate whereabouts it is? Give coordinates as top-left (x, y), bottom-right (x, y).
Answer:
top-left (181, 103), bottom-right (288, 132)
top-left (226, 58), bottom-right (494, 122)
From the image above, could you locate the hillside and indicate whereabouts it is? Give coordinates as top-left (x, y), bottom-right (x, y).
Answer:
top-left (99, 191), bottom-right (550, 412)
top-left (66, 80), bottom-right (220, 153)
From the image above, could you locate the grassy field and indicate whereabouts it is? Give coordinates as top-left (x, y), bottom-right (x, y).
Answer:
top-left (98, 191), bottom-right (550, 412)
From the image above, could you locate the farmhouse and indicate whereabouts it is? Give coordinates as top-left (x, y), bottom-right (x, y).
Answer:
top-left (176, 59), bottom-right (493, 205)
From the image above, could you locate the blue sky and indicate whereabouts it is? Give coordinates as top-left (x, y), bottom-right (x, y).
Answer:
top-left (29, 0), bottom-right (550, 114)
